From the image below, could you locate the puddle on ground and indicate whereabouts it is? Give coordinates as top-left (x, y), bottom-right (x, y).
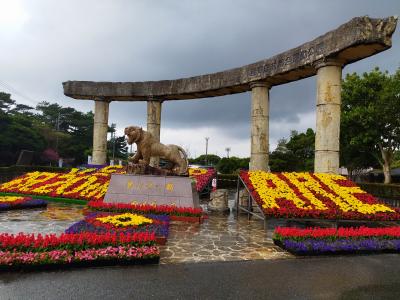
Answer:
top-left (0, 202), bottom-right (85, 234)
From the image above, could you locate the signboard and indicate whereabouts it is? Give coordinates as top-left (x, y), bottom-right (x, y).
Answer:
top-left (104, 174), bottom-right (199, 208)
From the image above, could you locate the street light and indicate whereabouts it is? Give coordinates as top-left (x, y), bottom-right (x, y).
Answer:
top-left (225, 147), bottom-right (231, 158)
top-left (205, 137), bottom-right (209, 165)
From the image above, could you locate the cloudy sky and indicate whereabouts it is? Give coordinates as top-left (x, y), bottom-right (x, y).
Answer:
top-left (1, 0), bottom-right (399, 158)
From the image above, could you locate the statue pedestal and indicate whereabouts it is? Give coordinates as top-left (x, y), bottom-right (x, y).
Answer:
top-left (104, 174), bottom-right (199, 208)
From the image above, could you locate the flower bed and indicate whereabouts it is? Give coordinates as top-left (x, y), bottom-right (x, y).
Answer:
top-left (0, 196), bottom-right (47, 211)
top-left (273, 226), bottom-right (400, 255)
top-left (65, 212), bottom-right (170, 245)
top-left (88, 201), bottom-right (203, 218)
top-left (0, 166), bottom-right (125, 202)
top-left (88, 201), bottom-right (204, 223)
top-left (189, 167), bottom-right (216, 192)
top-left (240, 171), bottom-right (400, 221)
top-left (0, 232), bottom-right (159, 270)
top-left (0, 166), bottom-right (215, 202)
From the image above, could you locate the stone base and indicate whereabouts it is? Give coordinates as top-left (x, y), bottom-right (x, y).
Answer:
top-left (234, 189), bottom-right (259, 212)
top-left (239, 189), bottom-right (249, 207)
top-left (104, 174), bottom-right (199, 208)
top-left (208, 189), bottom-right (229, 212)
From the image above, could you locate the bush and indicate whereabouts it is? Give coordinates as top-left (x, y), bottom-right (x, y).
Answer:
top-left (0, 165), bottom-right (70, 184)
top-left (216, 174), bottom-right (238, 189)
top-left (0, 165), bottom-right (70, 174)
top-left (358, 182), bottom-right (400, 200)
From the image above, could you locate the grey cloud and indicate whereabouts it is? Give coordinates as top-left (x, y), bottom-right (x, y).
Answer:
top-left (1, 0), bottom-right (399, 155)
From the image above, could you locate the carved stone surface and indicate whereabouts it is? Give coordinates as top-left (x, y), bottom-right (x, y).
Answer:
top-left (237, 189), bottom-right (259, 209)
top-left (147, 100), bottom-right (162, 167)
top-left (63, 16), bottom-right (397, 101)
top-left (250, 82), bottom-right (270, 170)
top-left (314, 60), bottom-right (342, 173)
top-left (209, 189), bottom-right (229, 212)
top-left (92, 100), bottom-right (109, 164)
top-left (104, 174), bottom-right (200, 208)
top-left (239, 189), bottom-right (250, 208)
top-left (125, 126), bottom-right (188, 175)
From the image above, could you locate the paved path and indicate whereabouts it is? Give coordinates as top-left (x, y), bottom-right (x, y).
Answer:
top-left (1, 254), bottom-right (400, 300)
top-left (160, 213), bottom-right (291, 263)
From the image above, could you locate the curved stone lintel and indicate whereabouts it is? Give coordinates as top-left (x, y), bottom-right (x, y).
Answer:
top-left (63, 16), bottom-right (397, 101)
top-left (313, 58), bottom-right (345, 70)
top-left (249, 81), bottom-right (271, 89)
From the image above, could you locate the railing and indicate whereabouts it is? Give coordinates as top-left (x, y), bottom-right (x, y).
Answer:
top-left (380, 198), bottom-right (400, 208)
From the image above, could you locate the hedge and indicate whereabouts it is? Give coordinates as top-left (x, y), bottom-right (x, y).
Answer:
top-left (0, 165), bottom-right (70, 174)
top-left (0, 165), bottom-right (71, 184)
top-left (217, 174), bottom-right (238, 189)
top-left (358, 182), bottom-right (400, 200)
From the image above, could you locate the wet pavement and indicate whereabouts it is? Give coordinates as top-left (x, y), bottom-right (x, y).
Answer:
top-left (160, 212), bottom-right (292, 263)
top-left (1, 254), bottom-right (400, 299)
top-left (0, 203), bottom-right (85, 234)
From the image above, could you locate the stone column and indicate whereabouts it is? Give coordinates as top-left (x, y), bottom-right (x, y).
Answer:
top-left (147, 99), bottom-right (162, 167)
top-left (249, 82), bottom-right (270, 171)
top-left (314, 59), bottom-right (343, 174)
top-left (92, 99), bottom-right (110, 165)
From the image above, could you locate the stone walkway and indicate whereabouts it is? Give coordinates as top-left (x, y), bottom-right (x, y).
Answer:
top-left (160, 212), bottom-right (293, 264)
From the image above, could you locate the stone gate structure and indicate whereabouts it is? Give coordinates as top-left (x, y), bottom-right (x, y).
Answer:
top-left (63, 16), bottom-right (397, 174)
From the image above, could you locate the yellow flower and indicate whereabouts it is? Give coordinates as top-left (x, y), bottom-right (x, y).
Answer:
top-left (0, 196), bottom-right (26, 202)
top-left (247, 171), bottom-right (395, 216)
top-left (188, 168), bottom-right (208, 176)
top-left (96, 213), bottom-right (153, 227)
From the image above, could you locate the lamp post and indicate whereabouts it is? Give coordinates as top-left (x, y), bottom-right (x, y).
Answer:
top-left (225, 147), bottom-right (231, 158)
top-left (205, 137), bottom-right (209, 165)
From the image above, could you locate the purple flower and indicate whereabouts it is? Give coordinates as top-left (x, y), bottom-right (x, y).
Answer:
top-left (65, 214), bottom-right (170, 238)
top-left (0, 199), bottom-right (47, 211)
top-left (279, 238), bottom-right (400, 255)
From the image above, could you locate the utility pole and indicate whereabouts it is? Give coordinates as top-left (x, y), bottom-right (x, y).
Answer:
top-left (205, 137), bottom-right (209, 165)
top-left (55, 111), bottom-right (61, 152)
top-left (225, 147), bottom-right (231, 158)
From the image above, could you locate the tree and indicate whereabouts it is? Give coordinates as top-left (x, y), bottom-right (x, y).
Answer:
top-left (41, 148), bottom-right (60, 166)
top-left (0, 92), bottom-right (15, 113)
top-left (107, 136), bottom-right (128, 161)
top-left (35, 101), bottom-right (94, 164)
top-left (189, 154), bottom-right (221, 166)
top-left (0, 92), bottom-right (46, 165)
top-left (0, 94), bottom-right (97, 166)
top-left (216, 157), bottom-right (249, 174)
top-left (106, 123), bottom-right (128, 161)
top-left (340, 117), bottom-right (377, 180)
top-left (269, 129), bottom-right (315, 172)
top-left (269, 139), bottom-right (298, 171)
top-left (286, 129), bottom-right (315, 171)
top-left (0, 112), bottom-right (46, 165)
top-left (341, 67), bottom-right (400, 183)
